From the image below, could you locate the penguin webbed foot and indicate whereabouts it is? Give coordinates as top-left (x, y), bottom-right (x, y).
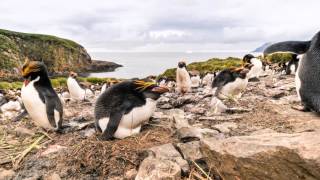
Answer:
top-left (98, 134), bottom-right (115, 141)
top-left (291, 104), bottom-right (311, 112)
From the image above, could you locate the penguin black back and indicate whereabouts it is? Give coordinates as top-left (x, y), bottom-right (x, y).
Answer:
top-left (94, 80), bottom-right (169, 140)
top-left (212, 68), bottom-right (248, 88)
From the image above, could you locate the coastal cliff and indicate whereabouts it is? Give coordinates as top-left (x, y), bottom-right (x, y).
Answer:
top-left (0, 29), bottom-right (121, 80)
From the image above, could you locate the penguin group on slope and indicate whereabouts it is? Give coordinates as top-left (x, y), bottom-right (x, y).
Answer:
top-left (14, 31), bottom-right (320, 141)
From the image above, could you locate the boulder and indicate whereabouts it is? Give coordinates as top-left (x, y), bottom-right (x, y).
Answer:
top-left (201, 132), bottom-right (320, 180)
top-left (176, 141), bottom-right (203, 161)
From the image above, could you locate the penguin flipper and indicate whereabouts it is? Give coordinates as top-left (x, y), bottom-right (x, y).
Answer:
top-left (264, 41), bottom-right (311, 56)
top-left (100, 110), bottom-right (125, 141)
top-left (44, 95), bottom-right (62, 130)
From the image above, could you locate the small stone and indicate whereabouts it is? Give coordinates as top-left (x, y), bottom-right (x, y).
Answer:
top-left (135, 157), bottom-right (181, 180)
top-left (40, 145), bottom-right (67, 157)
top-left (149, 143), bottom-right (190, 174)
top-left (44, 173), bottom-right (61, 180)
top-left (176, 141), bottom-right (203, 161)
top-left (14, 127), bottom-right (35, 136)
top-left (214, 122), bottom-right (238, 133)
top-left (124, 169), bottom-right (137, 180)
top-left (0, 168), bottom-right (15, 180)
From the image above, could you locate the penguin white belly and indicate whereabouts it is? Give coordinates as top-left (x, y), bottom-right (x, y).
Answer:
top-left (191, 76), bottom-right (200, 87)
top-left (248, 59), bottom-right (263, 78)
top-left (101, 83), bottom-right (107, 93)
top-left (21, 82), bottom-right (54, 129)
top-left (67, 77), bottom-right (85, 100)
top-left (176, 68), bottom-right (191, 92)
top-left (295, 62), bottom-right (302, 100)
top-left (219, 78), bottom-right (248, 99)
top-left (99, 99), bottom-right (156, 139)
top-left (290, 64), bottom-right (296, 74)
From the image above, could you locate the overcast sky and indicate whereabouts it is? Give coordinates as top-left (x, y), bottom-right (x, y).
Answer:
top-left (0, 0), bottom-right (319, 52)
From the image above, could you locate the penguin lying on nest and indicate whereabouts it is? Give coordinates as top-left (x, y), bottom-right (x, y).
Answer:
top-left (21, 59), bottom-right (63, 131)
top-left (263, 31), bottom-right (320, 112)
top-left (176, 61), bottom-right (191, 94)
top-left (243, 54), bottom-right (263, 81)
top-left (94, 80), bottom-right (169, 140)
top-left (67, 72), bottom-right (93, 101)
top-left (212, 66), bottom-right (251, 100)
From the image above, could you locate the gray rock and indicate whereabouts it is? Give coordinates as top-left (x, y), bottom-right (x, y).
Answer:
top-left (14, 127), bottom-right (35, 136)
top-left (148, 143), bottom-right (189, 174)
top-left (176, 141), bottom-right (203, 161)
top-left (201, 131), bottom-right (320, 180)
top-left (135, 157), bottom-right (181, 180)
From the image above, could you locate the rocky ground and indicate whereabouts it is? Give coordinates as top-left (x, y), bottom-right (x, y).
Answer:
top-left (1, 72), bottom-right (320, 180)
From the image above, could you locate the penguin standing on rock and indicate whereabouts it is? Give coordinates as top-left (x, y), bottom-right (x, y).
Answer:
top-left (263, 31), bottom-right (320, 112)
top-left (242, 54), bottom-right (263, 80)
top-left (212, 67), bottom-right (251, 100)
top-left (94, 80), bottom-right (169, 140)
top-left (20, 59), bottom-right (63, 131)
top-left (176, 61), bottom-right (191, 94)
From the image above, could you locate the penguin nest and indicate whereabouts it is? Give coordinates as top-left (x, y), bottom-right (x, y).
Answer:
top-left (59, 126), bottom-right (174, 178)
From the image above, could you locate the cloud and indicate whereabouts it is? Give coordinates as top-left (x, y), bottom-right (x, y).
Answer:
top-left (0, 0), bottom-right (319, 52)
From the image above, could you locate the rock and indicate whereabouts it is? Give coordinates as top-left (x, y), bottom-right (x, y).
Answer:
top-left (135, 157), bottom-right (181, 180)
top-left (86, 60), bottom-right (122, 72)
top-left (124, 169), bottom-right (137, 180)
top-left (172, 95), bottom-right (195, 108)
top-left (250, 128), bottom-right (276, 135)
top-left (149, 143), bottom-right (189, 174)
top-left (83, 128), bottom-right (96, 137)
top-left (213, 122), bottom-right (238, 133)
top-left (169, 109), bottom-right (189, 129)
top-left (40, 145), bottom-right (67, 157)
top-left (177, 127), bottom-right (202, 142)
top-left (0, 168), bottom-right (15, 180)
top-left (14, 127), bottom-right (35, 136)
top-left (0, 94), bottom-right (7, 107)
top-left (44, 173), bottom-right (61, 180)
top-left (176, 141), bottom-right (203, 161)
top-left (201, 131), bottom-right (320, 180)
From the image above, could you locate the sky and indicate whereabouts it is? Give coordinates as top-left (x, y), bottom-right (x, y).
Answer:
top-left (0, 0), bottom-right (319, 52)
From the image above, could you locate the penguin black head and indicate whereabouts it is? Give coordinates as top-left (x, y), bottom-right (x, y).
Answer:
top-left (21, 59), bottom-right (48, 86)
top-left (133, 80), bottom-right (169, 100)
top-left (243, 54), bottom-right (255, 64)
top-left (178, 61), bottom-right (187, 68)
top-left (69, 71), bottom-right (78, 78)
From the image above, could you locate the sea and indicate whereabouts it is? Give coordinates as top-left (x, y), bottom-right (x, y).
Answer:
top-left (89, 52), bottom-right (246, 79)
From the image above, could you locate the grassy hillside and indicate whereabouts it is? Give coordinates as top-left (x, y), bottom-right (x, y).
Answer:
top-left (0, 29), bottom-right (92, 80)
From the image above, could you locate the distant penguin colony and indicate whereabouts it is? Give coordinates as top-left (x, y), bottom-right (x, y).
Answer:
top-left (20, 59), bottom-right (63, 131)
top-left (212, 67), bottom-right (250, 99)
top-left (176, 61), bottom-right (191, 94)
top-left (263, 31), bottom-right (320, 112)
top-left (285, 54), bottom-right (299, 75)
top-left (94, 80), bottom-right (169, 140)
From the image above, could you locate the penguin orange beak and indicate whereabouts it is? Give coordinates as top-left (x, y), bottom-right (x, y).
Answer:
top-left (24, 76), bottom-right (31, 86)
top-left (152, 86), bottom-right (170, 93)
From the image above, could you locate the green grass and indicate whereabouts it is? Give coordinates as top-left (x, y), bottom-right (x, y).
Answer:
top-left (0, 77), bottom-right (115, 90)
top-left (262, 53), bottom-right (295, 63)
top-left (159, 57), bottom-right (242, 79)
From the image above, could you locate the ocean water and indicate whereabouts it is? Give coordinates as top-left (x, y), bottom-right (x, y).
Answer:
top-left (89, 52), bottom-right (246, 79)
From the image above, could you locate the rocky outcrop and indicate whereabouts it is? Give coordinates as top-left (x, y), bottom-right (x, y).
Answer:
top-left (201, 131), bottom-right (320, 180)
top-left (0, 29), bottom-right (121, 80)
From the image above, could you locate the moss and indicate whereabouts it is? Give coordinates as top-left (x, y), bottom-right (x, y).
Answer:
top-left (159, 57), bottom-right (242, 79)
top-left (0, 81), bottom-right (22, 89)
top-left (263, 53), bottom-right (294, 63)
